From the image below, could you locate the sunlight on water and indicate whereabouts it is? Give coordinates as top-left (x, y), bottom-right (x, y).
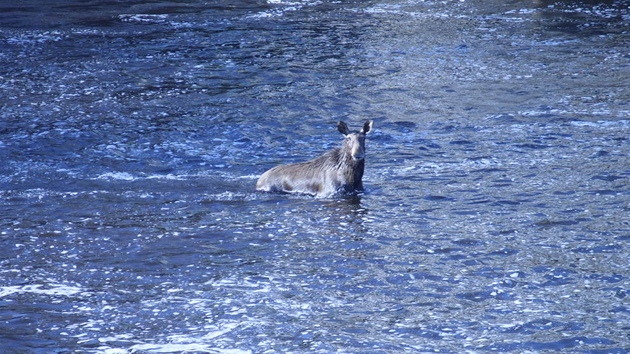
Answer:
top-left (1, 0), bottom-right (629, 352)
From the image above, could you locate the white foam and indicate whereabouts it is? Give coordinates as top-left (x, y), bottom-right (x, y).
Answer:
top-left (146, 174), bottom-right (185, 180)
top-left (95, 171), bottom-right (189, 181)
top-left (248, 0), bottom-right (321, 19)
top-left (96, 172), bottom-right (136, 181)
top-left (102, 349), bottom-right (128, 354)
top-left (119, 14), bottom-right (169, 24)
top-left (0, 283), bottom-right (84, 298)
top-left (128, 343), bottom-right (251, 354)
top-left (5, 31), bottom-right (66, 45)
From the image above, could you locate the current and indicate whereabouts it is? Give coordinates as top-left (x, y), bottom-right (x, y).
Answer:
top-left (1, 0), bottom-right (629, 352)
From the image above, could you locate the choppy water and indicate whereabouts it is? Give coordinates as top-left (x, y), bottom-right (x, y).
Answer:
top-left (1, 0), bottom-right (629, 352)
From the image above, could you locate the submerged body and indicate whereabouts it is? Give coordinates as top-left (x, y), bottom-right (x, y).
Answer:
top-left (256, 120), bottom-right (373, 197)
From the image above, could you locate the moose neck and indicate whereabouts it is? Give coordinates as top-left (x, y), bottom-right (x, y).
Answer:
top-left (338, 149), bottom-right (365, 188)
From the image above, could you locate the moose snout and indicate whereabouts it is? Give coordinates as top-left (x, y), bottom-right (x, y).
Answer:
top-left (352, 147), bottom-right (365, 160)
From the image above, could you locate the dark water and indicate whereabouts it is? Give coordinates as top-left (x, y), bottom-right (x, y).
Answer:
top-left (1, 0), bottom-right (630, 352)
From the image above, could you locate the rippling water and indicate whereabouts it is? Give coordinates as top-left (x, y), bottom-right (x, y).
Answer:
top-left (1, 0), bottom-right (629, 352)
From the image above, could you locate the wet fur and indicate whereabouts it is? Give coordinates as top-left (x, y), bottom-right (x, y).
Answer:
top-left (256, 120), bottom-right (372, 197)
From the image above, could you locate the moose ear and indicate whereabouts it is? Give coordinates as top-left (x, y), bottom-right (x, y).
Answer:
top-left (361, 120), bottom-right (373, 134)
top-left (337, 121), bottom-right (350, 135)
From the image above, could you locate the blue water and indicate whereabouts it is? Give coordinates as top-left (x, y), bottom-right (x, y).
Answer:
top-left (1, 0), bottom-right (630, 352)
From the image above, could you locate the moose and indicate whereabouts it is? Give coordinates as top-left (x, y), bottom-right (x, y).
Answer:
top-left (256, 120), bottom-right (373, 197)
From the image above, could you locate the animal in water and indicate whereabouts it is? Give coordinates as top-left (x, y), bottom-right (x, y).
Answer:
top-left (256, 120), bottom-right (373, 197)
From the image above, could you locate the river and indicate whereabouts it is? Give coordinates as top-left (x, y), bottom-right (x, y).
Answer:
top-left (1, 0), bottom-right (629, 352)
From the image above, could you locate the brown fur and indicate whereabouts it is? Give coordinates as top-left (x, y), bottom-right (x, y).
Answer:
top-left (256, 120), bottom-right (373, 197)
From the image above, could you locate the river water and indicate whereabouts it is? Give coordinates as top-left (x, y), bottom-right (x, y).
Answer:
top-left (1, 0), bottom-right (629, 352)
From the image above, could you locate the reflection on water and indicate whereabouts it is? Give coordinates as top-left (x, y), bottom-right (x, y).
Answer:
top-left (1, 0), bottom-right (629, 352)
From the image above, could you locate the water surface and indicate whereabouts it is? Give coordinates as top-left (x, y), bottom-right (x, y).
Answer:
top-left (1, 0), bottom-right (629, 352)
